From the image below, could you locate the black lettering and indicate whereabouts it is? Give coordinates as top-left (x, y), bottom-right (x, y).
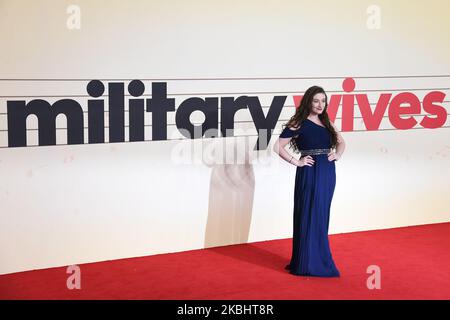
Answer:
top-left (175, 97), bottom-right (219, 139)
top-left (128, 80), bottom-right (146, 141)
top-left (220, 96), bottom-right (248, 137)
top-left (146, 82), bottom-right (175, 140)
top-left (87, 80), bottom-right (105, 143)
top-left (247, 95), bottom-right (286, 150)
top-left (108, 82), bottom-right (125, 143)
top-left (7, 99), bottom-right (84, 147)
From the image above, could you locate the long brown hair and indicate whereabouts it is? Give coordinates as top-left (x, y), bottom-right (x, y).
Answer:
top-left (283, 85), bottom-right (338, 153)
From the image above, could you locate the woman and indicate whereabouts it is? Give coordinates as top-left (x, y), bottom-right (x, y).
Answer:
top-left (273, 85), bottom-right (346, 277)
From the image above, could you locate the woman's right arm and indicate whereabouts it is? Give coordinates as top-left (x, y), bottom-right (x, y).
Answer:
top-left (273, 136), bottom-right (314, 167)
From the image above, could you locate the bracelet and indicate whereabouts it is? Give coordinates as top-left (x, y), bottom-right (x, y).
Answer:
top-left (289, 156), bottom-right (293, 164)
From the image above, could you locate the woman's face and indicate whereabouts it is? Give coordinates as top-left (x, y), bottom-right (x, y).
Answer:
top-left (311, 93), bottom-right (326, 115)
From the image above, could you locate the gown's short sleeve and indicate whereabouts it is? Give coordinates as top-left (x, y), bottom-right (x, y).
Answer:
top-left (279, 126), bottom-right (298, 138)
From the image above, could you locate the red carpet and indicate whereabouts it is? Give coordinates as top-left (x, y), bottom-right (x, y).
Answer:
top-left (1, 222), bottom-right (449, 299)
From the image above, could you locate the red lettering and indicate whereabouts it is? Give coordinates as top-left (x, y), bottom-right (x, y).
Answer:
top-left (421, 91), bottom-right (447, 129)
top-left (389, 92), bottom-right (421, 129)
top-left (356, 93), bottom-right (391, 130)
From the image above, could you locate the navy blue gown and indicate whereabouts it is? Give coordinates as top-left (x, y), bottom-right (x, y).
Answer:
top-left (280, 118), bottom-right (340, 277)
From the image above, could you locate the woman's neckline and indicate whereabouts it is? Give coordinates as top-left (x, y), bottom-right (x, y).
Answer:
top-left (305, 118), bottom-right (326, 128)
